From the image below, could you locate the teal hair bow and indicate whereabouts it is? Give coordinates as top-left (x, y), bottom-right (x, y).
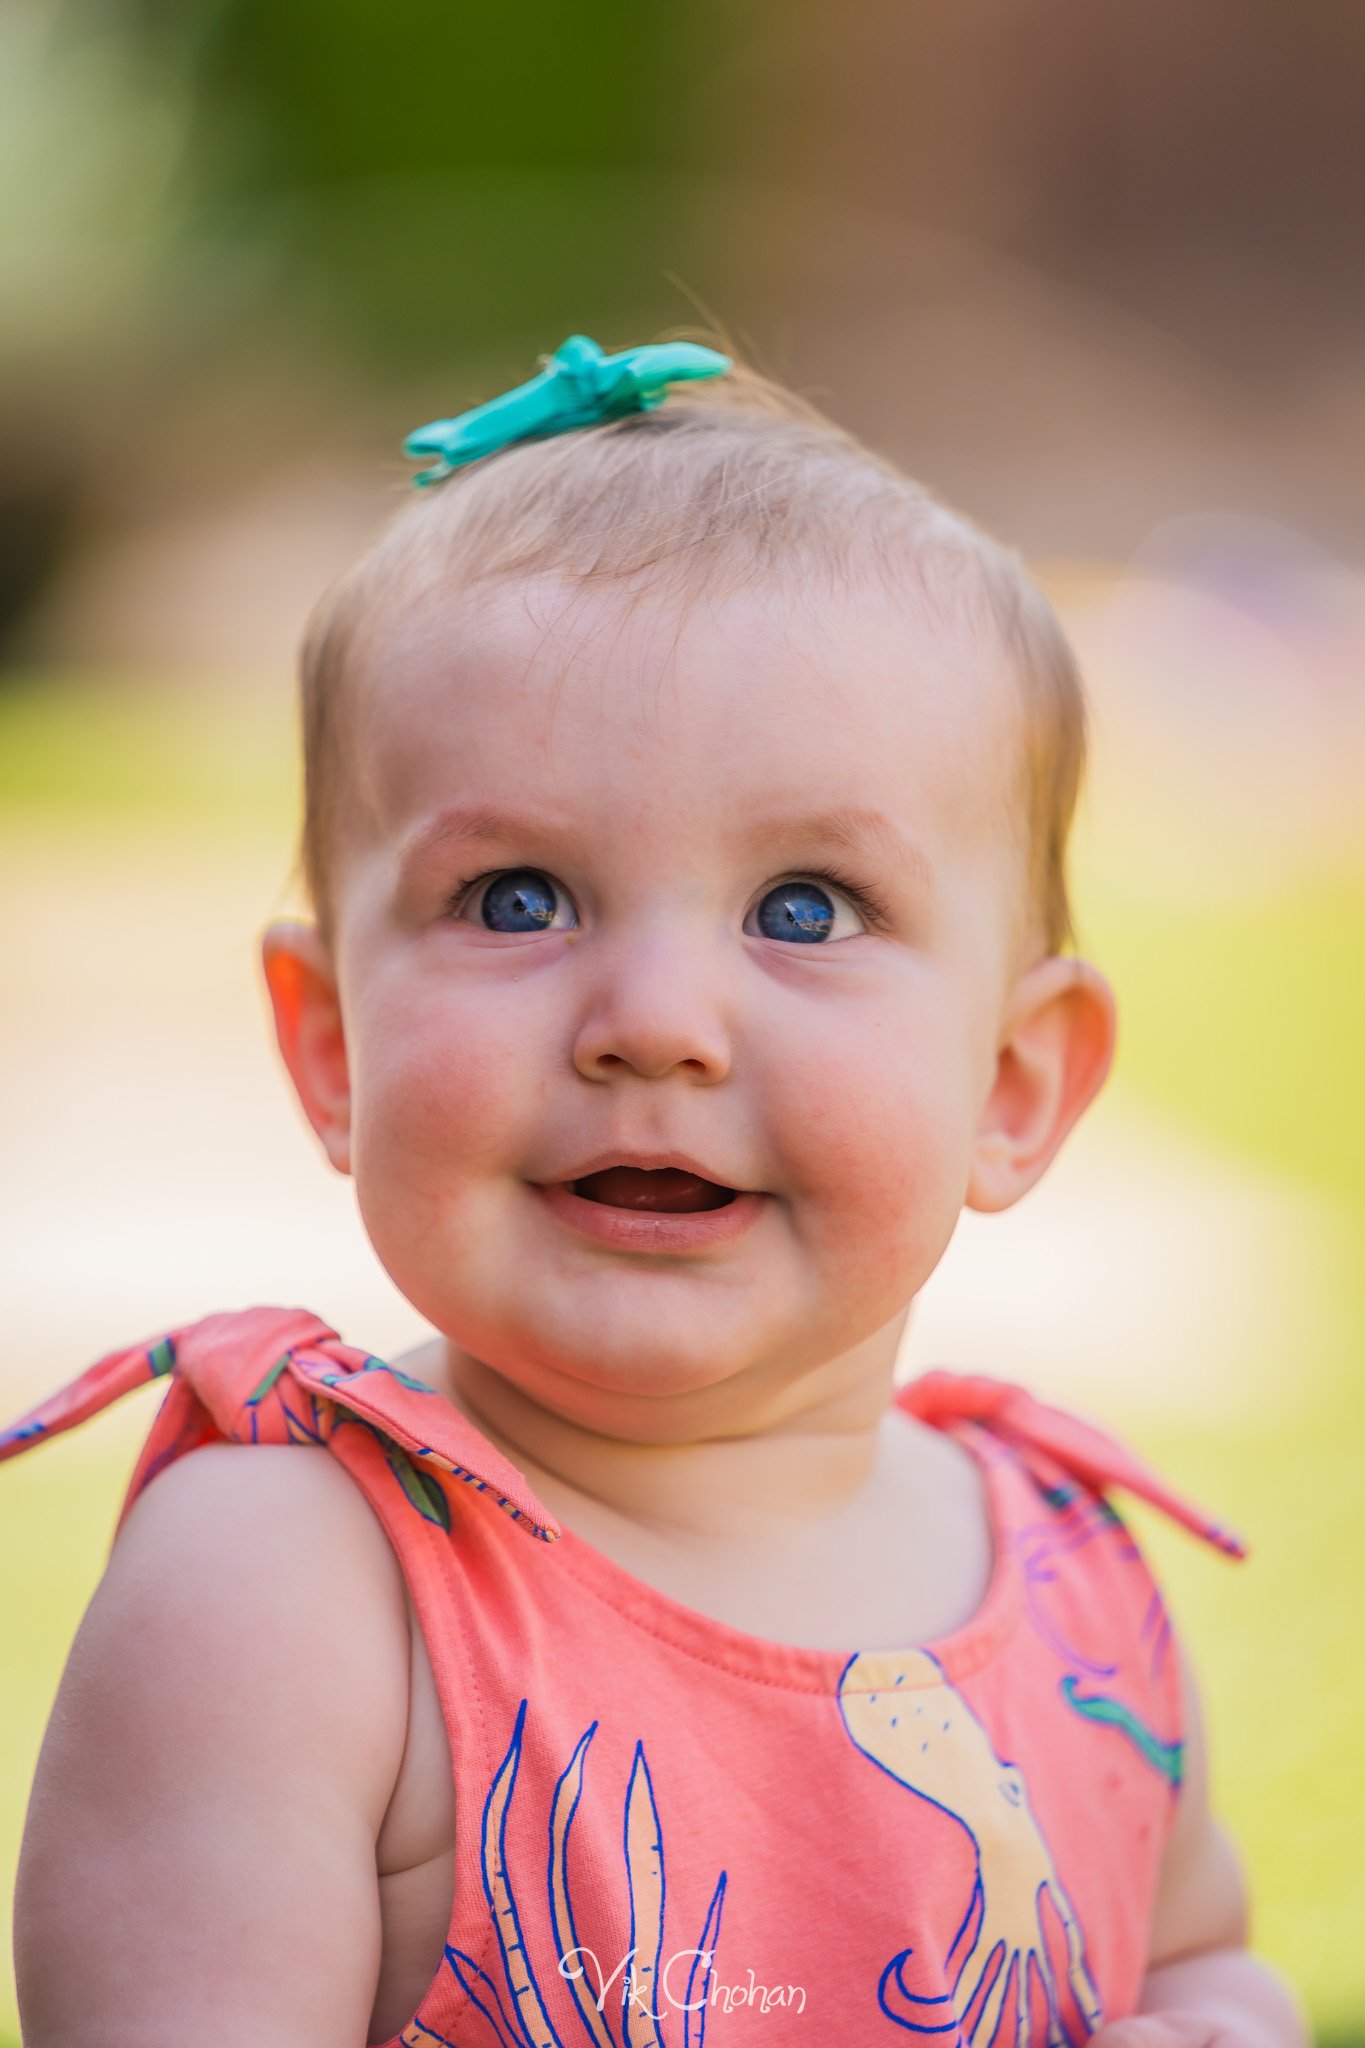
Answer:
top-left (403, 334), bottom-right (732, 487)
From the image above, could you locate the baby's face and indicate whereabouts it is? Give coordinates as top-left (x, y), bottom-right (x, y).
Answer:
top-left (318, 571), bottom-right (1035, 1422)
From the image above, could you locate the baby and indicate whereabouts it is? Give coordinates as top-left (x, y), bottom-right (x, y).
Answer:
top-left (5, 338), bottom-right (1306, 2046)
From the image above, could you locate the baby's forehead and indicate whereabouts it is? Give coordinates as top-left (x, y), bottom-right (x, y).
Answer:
top-left (347, 566), bottom-right (1027, 863)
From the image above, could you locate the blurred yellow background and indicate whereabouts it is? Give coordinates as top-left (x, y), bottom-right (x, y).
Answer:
top-left (2, 2), bottom-right (1363, 2041)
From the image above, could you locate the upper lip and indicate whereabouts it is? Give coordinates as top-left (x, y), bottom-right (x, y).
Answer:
top-left (536, 1149), bottom-right (747, 1191)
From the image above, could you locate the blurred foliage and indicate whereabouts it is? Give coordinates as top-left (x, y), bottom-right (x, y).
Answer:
top-left (39, 0), bottom-right (763, 371)
top-left (141, 0), bottom-right (693, 182)
top-left (0, 0), bottom-right (773, 646)
top-left (0, 2), bottom-right (189, 372)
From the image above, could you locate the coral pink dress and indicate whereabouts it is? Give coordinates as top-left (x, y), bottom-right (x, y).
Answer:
top-left (1, 1307), bottom-right (1244, 2046)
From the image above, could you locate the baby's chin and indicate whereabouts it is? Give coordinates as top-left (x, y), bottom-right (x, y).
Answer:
top-left (430, 1291), bottom-right (832, 1442)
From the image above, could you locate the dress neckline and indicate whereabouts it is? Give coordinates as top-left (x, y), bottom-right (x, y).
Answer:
top-left (542, 1408), bottom-right (1024, 1696)
top-left (363, 1344), bottom-right (1029, 1695)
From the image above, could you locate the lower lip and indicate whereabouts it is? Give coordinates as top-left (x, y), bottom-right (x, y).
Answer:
top-left (533, 1181), bottom-right (767, 1254)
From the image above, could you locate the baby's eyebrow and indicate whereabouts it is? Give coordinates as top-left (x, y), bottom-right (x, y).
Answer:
top-left (393, 800), bottom-right (935, 894)
top-left (745, 806), bottom-right (936, 894)
top-left (395, 802), bottom-right (571, 882)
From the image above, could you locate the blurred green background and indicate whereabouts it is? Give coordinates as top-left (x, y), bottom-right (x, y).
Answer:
top-left (2, 1), bottom-right (1363, 2041)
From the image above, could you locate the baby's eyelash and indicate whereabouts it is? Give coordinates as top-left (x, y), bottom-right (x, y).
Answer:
top-left (792, 865), bottom-right (895, 931)
top-left (442, 870), bottom-right (495, 916)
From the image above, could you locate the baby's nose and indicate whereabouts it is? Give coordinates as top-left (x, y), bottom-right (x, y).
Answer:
top-left (571, 933), bottom-right (732, 1085)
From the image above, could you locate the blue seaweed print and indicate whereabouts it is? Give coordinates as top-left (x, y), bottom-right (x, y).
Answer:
top-left (1018, 1490), bottom-right (1184, 1786)
top-left (439, 1699), bottom-right (728, 2048)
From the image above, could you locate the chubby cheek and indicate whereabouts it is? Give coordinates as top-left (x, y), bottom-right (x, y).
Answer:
top-left (759, 1003), bottom-right (976, 1316)
top-left (345, 977), bottom-right (548, 1228)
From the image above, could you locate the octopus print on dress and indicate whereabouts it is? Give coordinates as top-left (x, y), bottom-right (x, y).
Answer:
top-left (839, 1648), bottom-right (1101, 2044)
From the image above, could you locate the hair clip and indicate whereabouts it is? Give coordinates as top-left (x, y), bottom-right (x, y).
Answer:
top-left (403, 333), bottom-right (732, 487)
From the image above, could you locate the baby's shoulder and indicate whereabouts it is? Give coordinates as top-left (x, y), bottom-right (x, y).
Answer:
top-left (109, 1443), bottom-right (412, 1809)
top-left (120, 1432), bottom-right (394, 1545)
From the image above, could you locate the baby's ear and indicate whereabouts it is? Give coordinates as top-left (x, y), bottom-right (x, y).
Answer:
top-left (260, 922), bottom-right (352, 1175)
top-left (965, 955), bottom-right (1116, 1214)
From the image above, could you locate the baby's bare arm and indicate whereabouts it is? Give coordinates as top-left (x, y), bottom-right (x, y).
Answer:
top-left (14, 1442), bottom-right (412, 2048)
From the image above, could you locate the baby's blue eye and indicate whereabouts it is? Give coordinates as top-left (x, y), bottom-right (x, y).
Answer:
top-left (478, 870), bottom-right (576, 933)
top-left (749, 880), bottom-right (863, 943)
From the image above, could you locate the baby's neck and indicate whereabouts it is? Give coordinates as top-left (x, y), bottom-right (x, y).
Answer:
top-left (392, 1319), bottom-right (999, 1656)
top-left (409, 1323), bottom-right (910, 1553)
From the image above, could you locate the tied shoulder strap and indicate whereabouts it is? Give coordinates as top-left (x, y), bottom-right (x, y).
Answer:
top-left (0, 1307), bottom-right (561, 1545)
top-left (898, 1368), bottom-right (1248, 1561)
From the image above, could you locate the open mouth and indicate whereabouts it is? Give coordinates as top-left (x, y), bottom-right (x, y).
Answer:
top-left (569, 1166), bottom-right (738, 1214)
top-left (536, 1160), bottom-right (761, 1251)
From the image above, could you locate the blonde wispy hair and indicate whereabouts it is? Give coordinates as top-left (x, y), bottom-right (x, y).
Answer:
top-left (296, 353), bottom-right (1088, 964)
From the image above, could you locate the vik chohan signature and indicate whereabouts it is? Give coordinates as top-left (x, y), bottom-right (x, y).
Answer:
top-left (559, 1945), bottom-right (808, 2018)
